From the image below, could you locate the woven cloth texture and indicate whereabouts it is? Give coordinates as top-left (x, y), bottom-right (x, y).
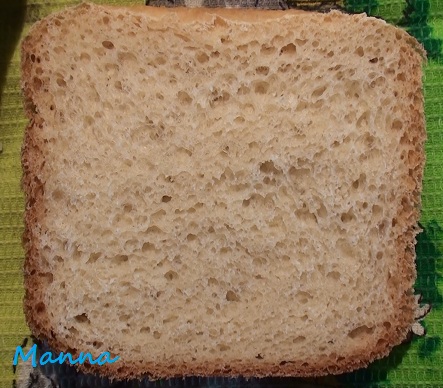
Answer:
top-left (0, 0), bottom-right (442, 387)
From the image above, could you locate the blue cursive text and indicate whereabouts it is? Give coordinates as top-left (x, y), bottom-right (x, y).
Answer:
top-left (13, 344), bottom-right (120, 367)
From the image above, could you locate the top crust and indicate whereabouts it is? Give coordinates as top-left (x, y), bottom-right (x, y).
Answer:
top-left (21, 3), bottom-right (425, 380)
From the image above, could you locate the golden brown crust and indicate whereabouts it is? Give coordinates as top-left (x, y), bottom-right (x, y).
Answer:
top-left (386, 34), bottom-right (427, 352)
top-left (117, 4), bottom-right (306, 21)
top-left (21, 28), bottom-right (55, 345)
top-left (20, 3), bottom-right (426, 380)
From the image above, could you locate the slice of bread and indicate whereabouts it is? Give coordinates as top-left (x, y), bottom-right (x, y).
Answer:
top-left (21, 3), bottom-right (426, 380)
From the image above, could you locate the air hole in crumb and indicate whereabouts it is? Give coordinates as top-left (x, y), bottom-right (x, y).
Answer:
top-left (253, 257), bottom-right (267, 266)
top-left (377, 338), bottom-right (388, 347)
top-left (355, 46), bottom-right (364, 57)
top-left (293, 335), bottom-right (306, 344)
top-left (280, 43), bottom-right (296, 55)
top-left (163, 316), bottom-right (178, 324)
top-left (83, 115), bottom-right (94, 127)
top-left (151, 210), bottom-right (166, 220)
top-left (357, 111), bottom-right (370, 128)
top-left (162, 195), bottom-right (172, 203)
top-left (327, 271), bottom-right (341, 281)
top-left (378, 220), bottom-right (387, 234)
top-left (68, 327), bottom-right (79, 335)
top-left (312, 86), bottom-right (326, 98)
top-left (118, 314), bottom-right (130, 323)
top-left (255, 66), bottom-right (269, 76)
top-left (33, 77), bottom-right (42, 89)
top-left (372, 204), bottom-right (382, 216)
top-left (72, 247), bottom-right (81, 260)
top-left (154, 55), bottom-right (167, 66)
top-left (352, 173), bottom-right (366, 189)
top-left (142, 242), bottom-right (155, 252)
top-left (123, 204), bottom-right (133, 212)
top-left (87, 252), bottom-right (100, 264)
top-left (111, 254), bottom-right (129, 264)
top-left (164, 270), bottom-right (178, 281)
top-left (119, 52), bottom-right (137, 65)
top-left (289, 166), bottom-right (310, 180)
top-left (187, 233), bottom-right (197, 241)
top-left (35, 302), bottom-right (45, 314)
top-left (295, 291), bottom-right (312, 304)
top-left (51, 189), bottom-right (64, 201)
top-left (260, 160), bottom-right (280, 174)
top-left (89, 341), bottom-right (103, 350)
top-left (337, 238), bottom-right (354, 259)
top-left (177, 91), bottom-right (192, 105)
top-left (102, 40), bottom-right (115, 49)
top-left (220, 247), bottom-right (231, 255)
top-left (253, 80), bottom-right (269, 94)
top-left (153, 331), bottom-right (161, 339)
top-left (392, 119), bottom-right (403, 130)
top-left (237, 85), bottom-right (251, 95)
top-left (210, 90), bottom-right (231, 106)
top-left (226, 290), bottom-right (240, 302)
top-left (348, 325), bottom-right (374, 339)
top-left (278, 63), bottom-right (291, 73)
top-left (74, 313), bottom-right (90, 324)
top-left (376, 251), bottom-right (384, 260)
top-left (260, 44), bottom-right (276, 55)
top-left (316, 203), bottom-right (328, 218)
top-left (56, 78), bottom-right (67, 87)
top-left (341, 209), bottom-right (355, 223)
top-left (196, 52), bottom-right (209, 63)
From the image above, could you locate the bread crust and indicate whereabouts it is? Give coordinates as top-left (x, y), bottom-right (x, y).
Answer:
top-left (21, 30), bottom-right (53, 344)
top-left (20, 3), bottom-right (426, 380)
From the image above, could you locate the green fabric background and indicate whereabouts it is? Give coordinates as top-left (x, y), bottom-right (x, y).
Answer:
top-left (0, 0), bottom-right (442, 386)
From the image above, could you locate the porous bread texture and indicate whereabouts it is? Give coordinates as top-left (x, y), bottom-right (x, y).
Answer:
top-left (21, 3), bottom-right (426, 379)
